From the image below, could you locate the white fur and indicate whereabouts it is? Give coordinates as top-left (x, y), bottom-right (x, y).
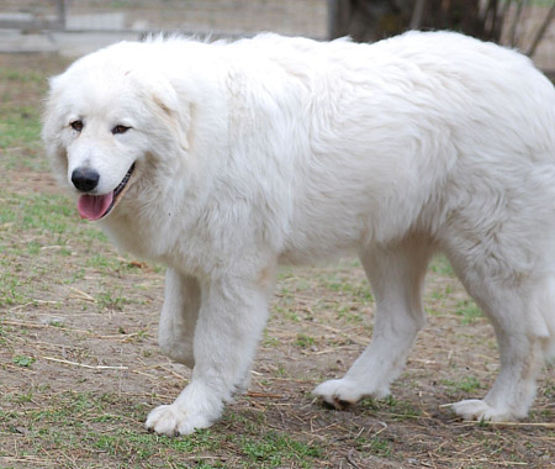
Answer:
top-left (42, 31), bottom-right (555, 434)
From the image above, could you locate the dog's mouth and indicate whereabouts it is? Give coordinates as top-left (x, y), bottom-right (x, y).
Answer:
top-left (77, 163), bottom-right (135, 221)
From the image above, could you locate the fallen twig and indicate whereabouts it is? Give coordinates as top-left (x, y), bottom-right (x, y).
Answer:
top-left (2, 320), bottom-right (90, 334)
top-left (462, 420), bottom-right (555, 429)
top-left (246, 391), bottom-right (283, 399)
top-left (68, 286), bottom-right (96, 302)
top-left (346, 449), bottom-right (362, 469)
top-left (43, 356), bottom-right (128, 370)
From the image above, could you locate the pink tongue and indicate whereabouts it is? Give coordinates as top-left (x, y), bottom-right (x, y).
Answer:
top-left (77, 193), bottom-right (114, 220)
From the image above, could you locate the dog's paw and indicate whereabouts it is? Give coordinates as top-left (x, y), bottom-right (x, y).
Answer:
top-left (313, 379), bottom-right (361, 409)
top-left (313, 378), bottom-right (389, 409)
top-left (450, 399), bottom-right (513, 422)
top-left (145, 404), bottom-right (185, 436)
top-left (145, 404), bottom-right (212, 436)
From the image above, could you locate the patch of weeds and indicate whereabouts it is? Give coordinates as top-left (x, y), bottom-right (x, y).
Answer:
top-left (0, 271), bottom-right (26, 306)
top-left (86, 253), bottom-right (139, 274)
top-left (82, 226), bottom-right (109, 242)
top-left (15, 391), bottom-right (34, 404)
top-left (0, 192), bottom-right (75, 236)
top-left (239, 431), bottom-right (322, 468)
top-left (96, 291), bottom-right (129, 311)
top-left (355, 435), bottom-right (393, 458)
top-left (262, 330), bottom-right (280, 347)
top-left (427, 307), bottom-right (443, 316)
top-left (12, 355), bottom-right (35, 368)
top-left (540, 381), bottom-right (554, 400)
top-left (0, 67), bottom-right (44, 84)
top-left (337, 305), bottom-right (365, 323)
top-left (442, 376), bottom-right (483, 395)
top-left (89, 413), bottom-right (124, 423)
top-left (274, 305), bottom-right (300, 322)
top-left (359, 396), bottom-right (422, 420)
top-left (86, 253), bottom-right (118, 271)
top-left (295, 333), bottom-right (316, 349)
top-left (25, 392), bottom-right (137, 429)
top-left (429, 255), bottom-right (454, 276)
top-left (63, 268), bottom-right (86, 284)
top-left (455, 299), bottom-right (483, 324)
top-left (322, 275), bottom-right (373, 303)
top-left (26, 240), bottom-right (42, 256)
top-left (93, 431), bottom-right (155, 460)
top-left (0, 105), bottom-right (42, 149)
top-left (430, 284), bottom-right (453, 302)
top-left (293, 278), bottom-right (312, 291)
top-left (383, 395), bottom-right (422, 419)
top-left (277, 268), bottom-right (295, 281)
top-left (93, 428), bottom-right (222, 462)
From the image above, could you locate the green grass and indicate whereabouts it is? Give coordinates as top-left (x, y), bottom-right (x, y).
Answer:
top-left (95, 290), bottom-right (131, 311)
top-left (1, 191), bottom-right (76, 234)
top-left (0, 105), bottom-right (41, 147)
top-left (0, 106), bottom-right (47, 172)
top-left (0, 390), bottom-right (323, 468)
top-left (360, 395), bottom-right (422, 421)
top-left (355, 435), bottom-right (393, 458)
top-left (442, 376), bottom-right (483, 396)
top-left (455, 299), bottom-right (483, 324)
top-left (0, 188), bottom-right (115, 306)
top-left (337, 304), bottom-right (365, 323)
top-left (239, 431), bottom-right (322, 468)
top-left (295, 333), bottom-right (316, 349)
top-left (0, 67), bottom-right (45, 84)
top-left (320, 275), bottom-right (373, 303)
top-left (429, 255), bottom-right (454, 276)
top-left (12, 355), bottom-right (35, 368)
top-left (0, 62), bottom-right (53, 171)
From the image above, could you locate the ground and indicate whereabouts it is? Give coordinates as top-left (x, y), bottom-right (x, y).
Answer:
top-left (0, 53), bottom-right (553, 469)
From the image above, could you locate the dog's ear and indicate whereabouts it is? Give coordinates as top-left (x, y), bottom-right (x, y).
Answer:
top-left (145, 78), bottom-right (192, 152)
top-left (42, 74), bottom-right (70, 187)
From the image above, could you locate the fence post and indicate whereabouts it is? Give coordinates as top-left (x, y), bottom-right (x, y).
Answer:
top-left (55, 0), bottom-right (66, 30)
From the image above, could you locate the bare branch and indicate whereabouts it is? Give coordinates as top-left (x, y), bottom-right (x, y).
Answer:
top-left (527, 2), bottom-right (555, 57)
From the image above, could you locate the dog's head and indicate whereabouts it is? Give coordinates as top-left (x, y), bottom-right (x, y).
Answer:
top-left (42, 41), bottom-right (191, 221)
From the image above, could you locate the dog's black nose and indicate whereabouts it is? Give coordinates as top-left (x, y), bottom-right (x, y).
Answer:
top-left (71, 167), bottom-right (100, 192)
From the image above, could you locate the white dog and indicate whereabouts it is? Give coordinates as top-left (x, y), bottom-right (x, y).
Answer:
top-left (43, 31), bottom-right (555, 435)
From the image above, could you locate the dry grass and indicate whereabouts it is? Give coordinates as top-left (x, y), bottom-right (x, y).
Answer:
top-left (0, 53), bottom-right (553, 469)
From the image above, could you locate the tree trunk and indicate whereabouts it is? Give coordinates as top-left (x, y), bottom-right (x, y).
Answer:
top-left (328, 0), bottom-right (505, 43)
top-left (328, 0), bottom-right (413, 42)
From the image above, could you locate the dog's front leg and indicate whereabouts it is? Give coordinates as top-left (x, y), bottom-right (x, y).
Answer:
top-left (145, 271), bottom-right (272, 435)
top-left (158, 269), bottom-right (200, 368)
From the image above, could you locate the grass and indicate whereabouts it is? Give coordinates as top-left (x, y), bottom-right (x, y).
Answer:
top-left (0, 189), bottom-right (108, 307)
top-left (295, 333), bottom-right (316, 349)
top-left (354, 435), bottom-right (393, 458)
top-left (0, 53), bottom-right (553, 469)
top-left (1, 390), bottom-right (323, 468)
top-left (455, 299), bottom-right (483, 324)
top-left (12, 355), bottom-right (36, 368)
top-left (239, 432), bottom-right (322, 468)
top-left (442, 376), bottom-right (484, 397)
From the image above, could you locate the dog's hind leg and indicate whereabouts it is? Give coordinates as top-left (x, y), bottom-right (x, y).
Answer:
top-left (314, 235), bottom-right (435, 407)
top-left (445, 256), bottom-right (553, 421)
top-left (158, 268), bottom-right (201, 369)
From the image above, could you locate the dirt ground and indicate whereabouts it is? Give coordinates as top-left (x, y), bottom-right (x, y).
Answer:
top-left (0, 52), bottom-right (553, 469)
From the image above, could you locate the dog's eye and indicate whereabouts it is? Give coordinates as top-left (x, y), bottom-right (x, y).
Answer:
top-left (70, 120), bottom-right (83, 132)
top-left (112, 125), bottom-right (131, 135)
